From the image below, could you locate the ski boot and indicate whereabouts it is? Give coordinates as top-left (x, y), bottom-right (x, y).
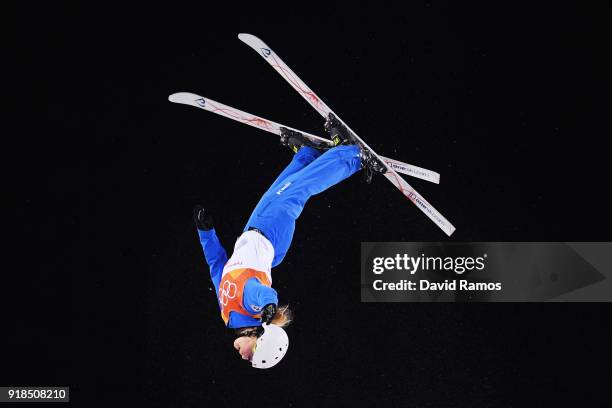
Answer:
top-left (280, 127), bottom-right (330, 153)
top-left (324, 113), bottom-right (352, 146)
top-left (360, 149), bottom-right (387, 184)
top-left (324, 113), bottom-right (387, 184)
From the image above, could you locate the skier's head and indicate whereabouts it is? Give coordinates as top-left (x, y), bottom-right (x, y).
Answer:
top-left (233, 305), bottom-right (292, 368)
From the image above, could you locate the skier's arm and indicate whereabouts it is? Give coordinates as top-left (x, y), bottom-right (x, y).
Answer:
top-left (243, 278), bottom-right (278, 314)
top-left (197, 228), bottom-right (227, 293)
top-left (194, 206), bottom-right (227, 293)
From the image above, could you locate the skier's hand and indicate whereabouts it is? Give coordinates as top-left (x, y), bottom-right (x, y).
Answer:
top-left (193, 205), bottom-right (214, 231)
top-left (260, 303), bottom-right (277, 325)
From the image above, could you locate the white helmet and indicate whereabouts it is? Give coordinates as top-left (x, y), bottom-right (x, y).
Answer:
top-left (251, 323), bottom-right (289, 369)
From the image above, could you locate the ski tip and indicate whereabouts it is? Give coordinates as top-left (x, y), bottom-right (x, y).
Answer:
top-left (238, 33), bottom-right (266, 48)
top-left (168, 92), bottom-right (202, 105)
top-left (237, 33), bottom-right (254, 41)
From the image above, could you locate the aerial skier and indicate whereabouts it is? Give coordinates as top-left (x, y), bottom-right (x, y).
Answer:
top-left (194, 116), bottom-right (386, 369)
top-left (180, 33), bottom-right (453, 368)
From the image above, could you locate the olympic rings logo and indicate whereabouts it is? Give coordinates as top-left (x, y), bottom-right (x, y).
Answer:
top-left (219, 280), bottom-right (237, 306)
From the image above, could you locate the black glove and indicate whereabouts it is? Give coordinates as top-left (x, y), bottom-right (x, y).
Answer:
top-left (260, 303), bottom-right (277, 324)
top-left (193, 205), bottom-right (214, 231)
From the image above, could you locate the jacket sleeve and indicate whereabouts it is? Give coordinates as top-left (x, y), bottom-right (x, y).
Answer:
top-left (242, 278), bottom-right (278, 314)
top-left (197, 228), bottom-right (228, 296)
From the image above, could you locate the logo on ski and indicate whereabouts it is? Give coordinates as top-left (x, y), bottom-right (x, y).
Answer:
top-left (261, 48), bottom-right (271, 58)
top-left (196, 98), bottom-right (206, 107)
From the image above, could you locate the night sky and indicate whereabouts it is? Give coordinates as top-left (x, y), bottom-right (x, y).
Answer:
top-left (6, 3), bottom-right (611, 407)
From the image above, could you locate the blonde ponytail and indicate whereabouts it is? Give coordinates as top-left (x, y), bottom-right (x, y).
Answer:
top-left (234, 305), bottom-right (293, 338)
top-left (270, 304), bottom-right (292, 328)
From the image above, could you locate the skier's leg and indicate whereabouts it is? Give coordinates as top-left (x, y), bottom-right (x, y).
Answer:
top-left (266, 146), bottom-right (322, 194)
top-left (247, 145), bottom-right (361, 266)
top-left (278, 144), bottom-right (361, 219)
top-left (243, 147), bottom-right (322, 238)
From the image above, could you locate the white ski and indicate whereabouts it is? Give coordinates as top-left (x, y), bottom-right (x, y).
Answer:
top-left (382, 159), bottom-right (440, 185)
top-left (169, 92), bottom-right (440, 184)
top-left (238, 34), bottom-right (455, 235)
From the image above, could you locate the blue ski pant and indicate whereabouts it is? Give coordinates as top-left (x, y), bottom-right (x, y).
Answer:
top-left (243, 145), bottom-right (361, 267)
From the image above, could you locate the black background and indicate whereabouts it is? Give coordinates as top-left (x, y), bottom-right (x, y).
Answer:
top-left (5, 3), bottom-right (611, 407)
